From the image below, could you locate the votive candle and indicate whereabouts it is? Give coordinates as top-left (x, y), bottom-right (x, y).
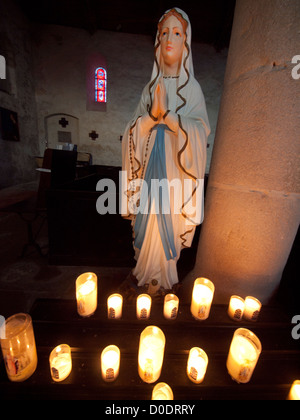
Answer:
top-left (163, 294), bottom-right (179, 320)
top-left (187, 347), bottom-right (208, 384)
top-left (49, 344), bottom-right (72, 382)
top-left (244, 296), bottom-right (262, 322)
top-left (101, 345), bottom-right (120, 382)
top-left (191, 278), bottom-right (214, 320)
top-left (228, 296), bottom-right (245, 321)
top-left (136, 294), bottom-right (152, 320)
top-left (0, 313), bottom-right (37, 382)
top-left (287, 380), bottom-right (300, 400)
top-left (152, 382), bottom-right (174, 400)
top-left (107, 293), bottom-right (123, 319)
top-left (138, 326), bottom-right (165, 383)
top-left (76, 272), bottom-right (98, 317)
top-left (226, 328), bottom-right (262, 384)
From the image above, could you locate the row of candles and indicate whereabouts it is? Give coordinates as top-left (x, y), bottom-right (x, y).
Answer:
top-left (48, 327), bottom-right (300, 401)
top-left (0, 272), bottom-right (299, 400)
top-left (49, 326), bottom-right (260, 386)
top-left (76, 273), bottom-right (262, 323)
top-left (55, 274), bottom-right (265, 389)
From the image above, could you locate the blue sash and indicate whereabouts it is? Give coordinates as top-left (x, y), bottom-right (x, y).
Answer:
top-left (134, 125), bottom-right (177, 261)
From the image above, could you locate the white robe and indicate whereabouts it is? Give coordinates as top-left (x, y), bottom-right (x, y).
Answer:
top-left (121, 8), bottom-right (210, 290)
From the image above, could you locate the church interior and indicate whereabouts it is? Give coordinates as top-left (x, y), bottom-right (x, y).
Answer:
top-left (0, 0), bottom-right (299, 401)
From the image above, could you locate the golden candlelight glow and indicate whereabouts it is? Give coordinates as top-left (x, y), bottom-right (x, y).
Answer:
top-left (152, 382), bottom-right (174, 400)
top-left (244, 296), bottom-right (262, 322)
top-left (136, 294), bottom-right (152, 320)
top-left (138, 326), bottom-right (165, 383)
top-left (287, 380), bottom-right (300, 400)
top-left (0, 313), bottom-right (37, 382)
top-left (76, 272), bottom-right (98, 317)
top-left (228, 296), bottom-right (245, 321)
top-left (49, 344), bottom-right (72, 382)
top-left (227, 328), bottom-right (262, 384)
top-left (191, 278), bottom-right (214, 321)
top-left (101, 345), bottom-right (120, 382)
top-left (107, 293), bottom-right (123, 319)
top-left (187, 347), bottom-right (208, 384)
top-left (163, 294), bottom-right (179, 320)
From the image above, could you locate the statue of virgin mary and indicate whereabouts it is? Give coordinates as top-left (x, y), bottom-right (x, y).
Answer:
top-left (121, 8), bottom-right (210, 296)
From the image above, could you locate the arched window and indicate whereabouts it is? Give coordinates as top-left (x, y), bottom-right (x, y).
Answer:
top-left (95, 67), bottom-right (107, 103)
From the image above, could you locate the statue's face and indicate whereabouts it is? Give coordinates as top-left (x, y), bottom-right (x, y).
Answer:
top-left (160, 15), bottom-right (185, 68)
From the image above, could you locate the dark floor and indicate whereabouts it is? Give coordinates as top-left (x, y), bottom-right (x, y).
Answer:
top-left (0, 209), bottom-right (135, 317)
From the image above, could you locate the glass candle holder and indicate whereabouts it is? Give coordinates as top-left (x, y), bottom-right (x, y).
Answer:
top-left (228, 296), bottom-right (245, 321)
top-left (107, 293), bottom-right (123, 319)
top-left (187, 347), bottom-right (208, 384)
top-left (244, 296), bottom-right (262, 322)
top-left (287, 380), bottom-right (300, 400)
top-left (151, 382), bottom-right (174, 400)
top-left (163, 294), bottom-right (179, 320)
top-left (49, 344), bottom-right (72, 382)
top-left (136, 294), bottom-right (152, 320)
top-left (76, 272), bottom-right (98, 317)
top-left (190, 277), bottom-right (215, 320)
top-left (226, 328), bottom-right (262, 384)
top-left (0, 313), bottom-right (37, 382)
top-left (138, 326), bottom-right (165, 383)
top-left (101, 345), bottom-right (120, 382)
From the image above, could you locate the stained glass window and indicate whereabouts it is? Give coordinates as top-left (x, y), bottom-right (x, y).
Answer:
top-left (95, 67), bottom-right (107, 103)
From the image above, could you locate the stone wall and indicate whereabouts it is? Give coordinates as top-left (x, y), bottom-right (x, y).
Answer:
top-left (0, 0), bottom-right (39, 189)
top-left (0, 0), bottom-right (227, 188)
top-left (32, 24), bottom-right (227, 172)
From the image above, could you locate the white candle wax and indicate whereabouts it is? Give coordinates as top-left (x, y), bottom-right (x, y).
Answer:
top-left (101, 346), bottom-right (120, 382)
top-left (287, 380), bottom-right (300, 400)
top-left (49, 345), bottom-right (72, 382)
top-left (136, 294), bottom-right (152, 320)
top-left (191, 283), bottom-right (214, 320)
top-left (163, 294), bottom-right (179, 320)
top-left (227, 334), bottom-right (260, 383)
top-left (107, 294), bottom-right (123, 319)
top-left (138, 327), bottom-right (165, 384)
top-left (228, 296), bottom-right (245, 321)
top-left (244, 297), bottom-right (262, 322)
top-left (76, 274), bottom-right (97, 317)
top-left (152, 382), bottom-right (174, 400)
top-left (187, 348), bottom-right (208, 384)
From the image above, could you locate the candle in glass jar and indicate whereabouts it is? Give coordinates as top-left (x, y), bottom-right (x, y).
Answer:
top-left (136, 294), bottom-right (152, 320)
top-left (152, 382), bottom-right (174, 400)
top-left (138, 326), bottom-right (165, 383)
top-left (191, 278), bottom-right (214, 320)
top-left (244, 296), bottom-right (262, 322)
top-left (101, 345), bottom-right (120, 382)
top-left (228, 296), bottom-right (245, 321)
top-left (0, 313), bottom-right (37, 382)
top-left (187, 347), bottom-right (208, 384)
top-left (76, 272), bottom-right (98, 317)
top-left (163, 294), bottom-right (179, 320)
top-left (107, 294), bottom-right (123, 319)
top-left (287, 380), bottom-right (300, 400)
top-left (49, 344), bottom-right (72, 382)
top-left (226, 328), bottom-right (262, 384)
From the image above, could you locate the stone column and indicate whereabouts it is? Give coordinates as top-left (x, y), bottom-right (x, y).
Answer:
top-left (183, 0), bottom-right (300, 303)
